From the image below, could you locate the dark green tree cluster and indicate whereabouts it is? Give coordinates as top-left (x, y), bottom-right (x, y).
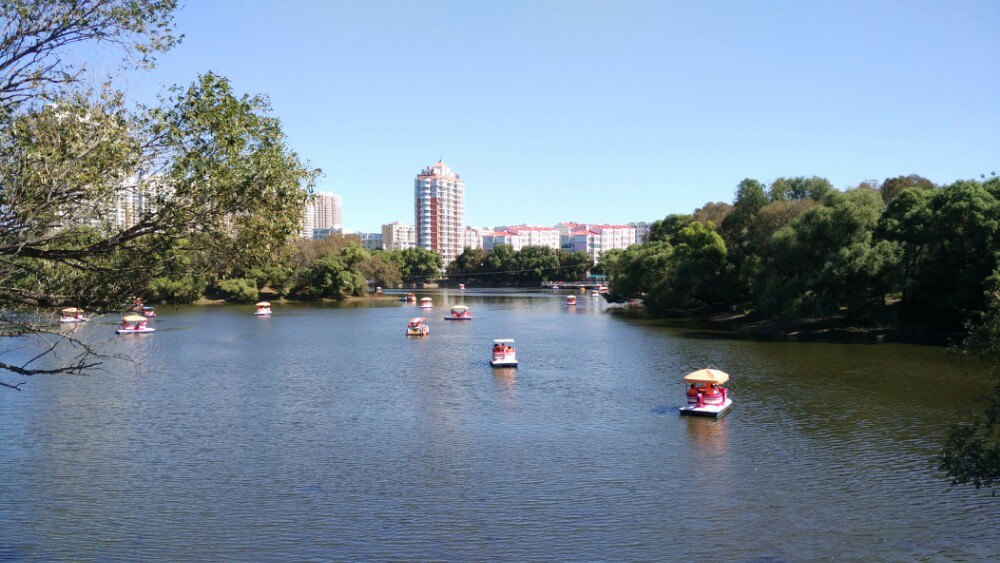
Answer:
top-left (149, 237), bottom-right (449, 303)
top-left (608, 175), bottom-right (999, 333)
top-left (447, 246), bottom-right (591, 284)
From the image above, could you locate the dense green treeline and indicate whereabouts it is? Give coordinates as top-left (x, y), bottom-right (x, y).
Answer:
top-left (148, 237), bottom-right (443, 303)
top-left (446, 246), bottom-right (593, 284)
top-left (604, 175), bottom-right (1000, 332)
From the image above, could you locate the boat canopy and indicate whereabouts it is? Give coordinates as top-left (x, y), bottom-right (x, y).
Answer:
top-left (408, 317), bottom-right (426, 326)
top-left (122, 314), bottom-right (146, 322)
top-left (451, 305), bottom-right (468, 312)
top-left (683, 368), bottom-right (729, 384)
top-left (420, 297), bottom-right (432, 302)
top-left (256, 302), bottom-right (271, 307)
top-left (493, 338), bottom-right (515, 344)
top-left (61, 307), bottom-right (81, 313)
top-left (142, 306), bottom-right (155, 310)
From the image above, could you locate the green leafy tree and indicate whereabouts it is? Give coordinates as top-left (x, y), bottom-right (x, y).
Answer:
top-left (215, 278), bottom-right (259, 303)
top-left (670, 222), bottom-right (730, 307)
top-left (880, 174), bottom-right (934, 205)
top-left (0, 2), bottom-right (314, 387)
top-left (447, 247), bottom-right (487, 281)
top-left (648, 213), bottom-right (692, 244)
top-left (515, 245), bottom-right (560, 282)
top-left (557, 250), bottom-right (591, 281)
top-left (391, 247), bottom-right (443, 282)
top-left (768, 176), bottom-right (835, 202)
top-left (483, 245), bottom-right (517, 275)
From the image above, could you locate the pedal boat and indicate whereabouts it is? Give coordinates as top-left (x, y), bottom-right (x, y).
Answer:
top-left (406, 317), bottom-right (429, 336)
top-left (566, 295), bottom-right (577, 306)
top-left (679, 368), bottom-right (732, 417)
top-left (141, 306), bottom-right (157, 318)
top-left (116, 315), bottom-right (155, 334)
top-left (444, 305), bottom-right (472, 320)
top-left (418, 297), bottom-right (433, 309)
top-left (254, 301), bottom-right (272, 316)
top-left (490, 338), bottom-right (518, 367)
top-left (58, 307), bottom-right (88, 323)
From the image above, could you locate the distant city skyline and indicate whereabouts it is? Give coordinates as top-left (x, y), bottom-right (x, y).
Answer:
top-left (113, 1), bottom-right (999, 232)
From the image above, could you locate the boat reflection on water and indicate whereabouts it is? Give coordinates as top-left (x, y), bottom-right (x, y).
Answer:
top-left (492, 367), bottom-right (517, 389)
top-left (684, 416), bottom-right (729, 459)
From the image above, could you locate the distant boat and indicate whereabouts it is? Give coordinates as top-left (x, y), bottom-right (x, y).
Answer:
top-left (490, 338), bottom-right (518, 367)
top-left (419, 297), bottom-right (433, 309)
top-left (116, 315), bottom-right (155, 334)
top-left (141, 306), bottom-right (157, 318)
top-left (255, 301), bottom-right (272, 316)
top-left (406, 317), bottom-right (429, 336)
top-left (566, 295), bottom-right (577, 306)
top-left (444, 305), bottom-right (472, 320)
top-left (679, 368), bottom-right (732, 417)
top-left (458, 283), bottom-right (465, 290)
top-left (58, 307), bottom-right (88, 323)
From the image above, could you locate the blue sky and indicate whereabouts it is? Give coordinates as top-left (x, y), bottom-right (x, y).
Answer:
top-left (116, 0), bottom-right (999, 232)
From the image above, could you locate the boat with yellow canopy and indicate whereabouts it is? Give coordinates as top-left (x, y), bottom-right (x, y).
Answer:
top-left (59, 307), bottom-right (88, 323)
top-left (255, 301), bottom-right (272, 316)
top-left (116, 314), bottom-right (155, 334)
top-left (679, 368), bottom-right (732, 417)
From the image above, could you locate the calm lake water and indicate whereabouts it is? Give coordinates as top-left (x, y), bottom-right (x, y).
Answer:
top-left (1, 289), bottom-right (996, 559)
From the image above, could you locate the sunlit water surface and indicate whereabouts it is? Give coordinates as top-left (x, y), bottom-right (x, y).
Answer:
top-left (1, 289), bottom-right (996, 559)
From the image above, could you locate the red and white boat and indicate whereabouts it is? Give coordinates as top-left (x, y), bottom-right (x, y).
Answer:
top-left (490, 338), bottom-right (518, 367)
top-left (419, 297), bottom-right (433, 309)
top-left (679, 368), bottom-right (732, 417)
top-left (444, 305), bottom-right (472, 320)
top-left (255, 302), bottom-right (272, 316)
top-left (406, 317), bottom-right (429, 336)
top-left (566, 295), bottom-right (577, 306)
top-left (116, 315), bottom-right (155, 334)
top-left (141, 306), bottom-right (157, 318)
top-left (458, 283), bottom-right (465, 290)
top-left (58, 307), bottom-right (88, 323)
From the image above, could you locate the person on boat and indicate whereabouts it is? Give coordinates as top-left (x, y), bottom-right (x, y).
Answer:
top-left (705, 383), bottom-right (718, 395)
top-left (687, 384), bottom-right (699, 398)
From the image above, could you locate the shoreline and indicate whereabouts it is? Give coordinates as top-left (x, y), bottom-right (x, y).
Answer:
top-left (616, 307), bottom-right (959, 346)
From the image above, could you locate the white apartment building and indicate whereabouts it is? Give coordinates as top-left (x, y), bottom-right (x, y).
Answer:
top-left (312, 192), bottom-right (342, 231)
top-left (382, 221), bottom-right (416, 250)
top-left (106, 176), bottom-right (174, 230)
top-left (415, 160), bottom-right (465, 264)
top-left (482, 231), bottom-right (524, 252)
top-left (502, 225), bottom-right (561, 250)
top-left (300, 202), bottom-right (315, 239)
top-left (463, 226), bottom-right (490, 250)
top-left (554, 222), bottom-right (637, 263)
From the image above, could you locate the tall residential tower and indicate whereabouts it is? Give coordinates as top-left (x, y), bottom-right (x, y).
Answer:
top-left (414, 160), bottom-right (464, 265)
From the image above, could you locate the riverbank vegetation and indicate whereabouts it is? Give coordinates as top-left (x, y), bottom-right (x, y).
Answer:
top-left (149, 235), bottom-right (444, 303)
top-left (603, 174), bottom-right (1000, 490)
top-left (604, 175), bottom-right (999, 335)
top-left (446, 246), bottom-right (593, 285)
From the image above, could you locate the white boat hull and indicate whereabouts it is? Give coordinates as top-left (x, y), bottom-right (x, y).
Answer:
top-left (491, 353), bottom-right (518, 367)
top-left (679, 398), bottom-right (733, 417)
top-left (116, 327), bottom-right (156, 334)
top-left (254, 311), bottom-right (271, 316)
top-left (59, 317), bottom-right (88, 323)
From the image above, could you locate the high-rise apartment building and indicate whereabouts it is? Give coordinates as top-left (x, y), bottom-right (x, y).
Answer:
top-left (300, 202), bottom-right (315, 239)
top-left (382, 222), bottom-right (416, 250)
top-left (312, 192), bottom-right (342, 231)
top-left (414, 160), bottom-right (464, 265)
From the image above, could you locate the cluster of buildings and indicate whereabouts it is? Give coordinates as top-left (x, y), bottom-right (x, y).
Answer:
top-left (302, 160), bottom-right (649, 265)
